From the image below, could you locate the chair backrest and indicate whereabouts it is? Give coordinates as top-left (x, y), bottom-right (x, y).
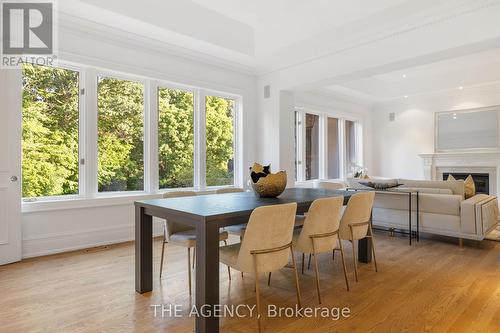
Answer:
top-left (295, 196), bottom-right (344, 254)
top-left (215, 187), bottom-right (245, 194)
top-left (163, 191), bottom-right (197, 238)
top-left (315, 181), bottom-right (345, 190)
top-left (236, 203), bottom-right (297, 273)
top-left (340, 191), bottom-right (375, 240)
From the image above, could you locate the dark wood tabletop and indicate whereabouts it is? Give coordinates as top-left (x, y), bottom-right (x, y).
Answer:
top-left (136, 188), bottom-right (353, 225)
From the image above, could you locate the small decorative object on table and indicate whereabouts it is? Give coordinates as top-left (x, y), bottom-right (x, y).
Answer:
top-left (249, 163), bottom-right (287, 198)
top-left (351, 163), bottom-right (368, 179)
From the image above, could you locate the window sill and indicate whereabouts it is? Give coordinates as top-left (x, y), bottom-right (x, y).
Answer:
top-left (22, 192), bottom-right (163, 214)
top-left (21, 186), bottom-right (244, 214)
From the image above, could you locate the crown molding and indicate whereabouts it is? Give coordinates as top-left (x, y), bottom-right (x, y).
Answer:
top-left (56, 12), bottom-right (258, 76)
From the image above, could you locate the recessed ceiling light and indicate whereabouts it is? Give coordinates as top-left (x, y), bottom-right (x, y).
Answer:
top-left (458, 86), bottom-right (464, 90)
top-left (402, 74), bottom-right (407, 78)
top-left (404, 95), bottom-right (408, 98)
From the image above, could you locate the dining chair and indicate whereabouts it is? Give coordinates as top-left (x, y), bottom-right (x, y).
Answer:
top-left (219, 203), bottom-right (301, 333)
top-left (315, 181), bottom-right (346, 190)
top-left (338, 191), bottom-right (377, 282)
top-left (292, 196), bottom-right (349, 304)
top-left (215, 187), bottom-right (246, 194)
top-left (160, 191), bottom-right (230, 296)
top-left (216, 188), bottom-right (247, 239)
top-left (296, 181), bottom-right (344, 270)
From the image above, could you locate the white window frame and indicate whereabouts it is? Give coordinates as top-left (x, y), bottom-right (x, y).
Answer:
top-left (21, 62), bottom-right (242, 204)
top-left (156, 82), bottom-right (197, 192)
top-left (95, 71), bottom-right (148, 196)
top-left (21, 62), bottom-right (85, 202)
top-left (294, 107), bottom-right (363, 184)
top-left (202, 90), bottom-right (241, 190)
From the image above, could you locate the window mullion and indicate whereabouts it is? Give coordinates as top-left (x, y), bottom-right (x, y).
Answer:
top-left (318, 115), bottom-right (326, 180)
top-left (151, 81), bottom-right (160, 193)
top-left (233, 99), bottom-right (242, 188)
top-left (78, 68), bottom-right (86, 198)
top-left (194, 90), bottom-right (207, 191)
top-left (339, 119), bottom-right (346, 179)
top-left (300, 112), bottom-right (306, 181)
top-left (85, 68), bottom-right (98, 198)
top-left (144, 80), bottom-right (158, 193)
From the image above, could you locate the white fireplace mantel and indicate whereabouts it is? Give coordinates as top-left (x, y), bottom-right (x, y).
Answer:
top-left (419, 151), bottom-right (500, 195)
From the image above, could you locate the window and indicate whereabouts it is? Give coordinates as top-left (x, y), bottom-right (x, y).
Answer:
top-left (305, 113), bottom-right (320, 180)
top-left (21, 61), bottom-right (241, 201)
top-left (21, 64), bottom-right (80, 198)
top-left (345, 120), bottom-right (356, 175)
top-left (97, 76), bottom-right (144, 192)
top-left (327, 117), bottom-right (340, 179)
top-left (294, 109), bottom-right (362, 182)
top-left (158, 87), bottom-right (194, 188)
top-left (205, 95), bottom-right (235, 186)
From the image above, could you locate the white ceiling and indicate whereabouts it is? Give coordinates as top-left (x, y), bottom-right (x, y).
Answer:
top-left (325, 48), bottom-right (500, 102)
top-left (190, 0), bottom-right (409, 55)
top-left (59, 0), bottom-right (500, 98)
top-left (62, 0), bottom-right (412, 66)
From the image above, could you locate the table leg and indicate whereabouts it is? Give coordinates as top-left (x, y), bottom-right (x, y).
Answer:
top-left (135, 206), bottom-right (153, 293)
top-left (195, 222), bottom-right (220, 333)
top-left (416, 192), bottom-right (420, 242)
top-left (358, 237), bottom-right (372, 263)
top-left (408, 192), bottom-right (412, 246)
top-left (358, 210), bottom-right (373, 263)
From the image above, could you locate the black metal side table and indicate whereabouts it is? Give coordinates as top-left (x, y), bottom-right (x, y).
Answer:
top-left (346, 187), bottom-right (420, 245)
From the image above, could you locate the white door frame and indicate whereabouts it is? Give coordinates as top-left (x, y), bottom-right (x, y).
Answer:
top-left (0, 69), bottom-right (22, 265)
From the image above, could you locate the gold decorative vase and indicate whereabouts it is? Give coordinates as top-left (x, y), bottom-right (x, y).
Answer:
top-left (250, 171), bottom-right (287, 198)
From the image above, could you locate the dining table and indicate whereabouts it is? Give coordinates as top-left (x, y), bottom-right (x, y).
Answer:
top-left (134, 188), bottom-right (372, 333)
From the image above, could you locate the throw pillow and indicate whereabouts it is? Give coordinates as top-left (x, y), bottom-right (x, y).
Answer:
top-left (447, 174), bottom-right (456, 181)
top-left (464, 175), bottom-right (476, 199)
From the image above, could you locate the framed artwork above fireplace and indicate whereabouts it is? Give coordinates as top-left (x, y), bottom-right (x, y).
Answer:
top-left (435, 105), bottom-right (500, 152)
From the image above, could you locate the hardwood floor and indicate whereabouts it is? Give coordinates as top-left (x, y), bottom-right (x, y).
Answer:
top-left (0, 233), bottom-right (499, 333)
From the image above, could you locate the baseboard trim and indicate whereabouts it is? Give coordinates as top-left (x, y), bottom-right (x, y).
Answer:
top-left (22, 222), bottom-right (164, 259)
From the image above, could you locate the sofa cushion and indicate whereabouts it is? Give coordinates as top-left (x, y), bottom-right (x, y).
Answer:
top-left (419, 193), bottom-right (461, 215)
top-left (398, 179), bottom-right (465, 198)
top-left (374, 192), bottom-right (460, 215)
top-left (372, 208), bottom-right (460, 233)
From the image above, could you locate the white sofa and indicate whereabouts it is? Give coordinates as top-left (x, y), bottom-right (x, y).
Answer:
top-left (362, 179), bottom-right (499, 241)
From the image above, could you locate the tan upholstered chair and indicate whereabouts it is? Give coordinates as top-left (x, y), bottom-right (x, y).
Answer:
top-left (315, 181), bottom-right (346, 190)
top-left (219, 203), bottom-right (301, 333)
top-left (339, 191), bottom-right (377, 282)
top-left (160, 191), bottom-right (230, 295)
top-left (293, 197), bottom-right (349, 303)
top-left (216, 187), bottom-right (246, 194)
top-left (217, 188), bottom-right (248, 239)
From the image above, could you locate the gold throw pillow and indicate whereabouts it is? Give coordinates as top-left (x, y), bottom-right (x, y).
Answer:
top-left (447, 174), bottom-right (456, 181)
top-left (464, 175), bottom-right (476, 199)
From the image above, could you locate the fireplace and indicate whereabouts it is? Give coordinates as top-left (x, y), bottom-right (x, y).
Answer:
top-left (442, 173), bottom-right (489, 194)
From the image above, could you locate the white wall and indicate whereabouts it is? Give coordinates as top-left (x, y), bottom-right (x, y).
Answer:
top-left (19, 19), bottom-right (258, 258)
top-left (371, 82), bottom-right (500, 179)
